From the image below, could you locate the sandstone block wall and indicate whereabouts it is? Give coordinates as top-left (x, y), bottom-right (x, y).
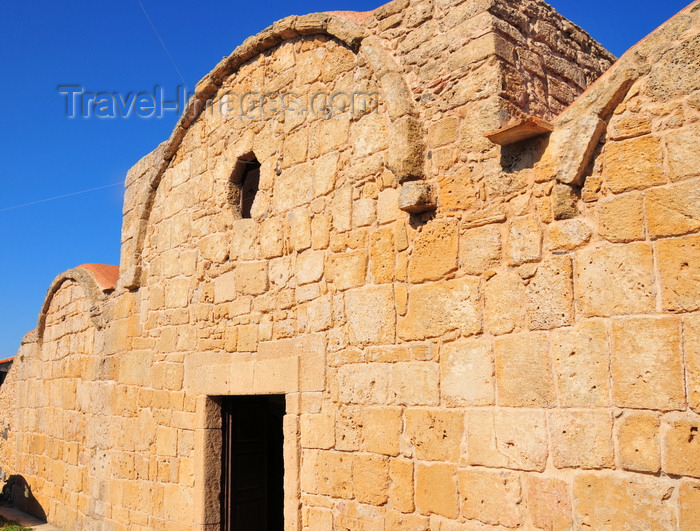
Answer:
top-left (0, 0), bottom-right (699, 529)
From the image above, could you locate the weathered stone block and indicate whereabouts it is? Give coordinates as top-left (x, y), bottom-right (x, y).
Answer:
top-left (494, 332), bottom-right (555, 407)
top-left (575, 243), bottom-right (656, 316)
top-left (552, 183), bottom-right (578, 220)
top-left (337, 364), bottom-right (389, 405)
top-left (484, 269), bottom-right (524, 335)
top-left (155, 426), bottom-right (178, 457)
top-left (369, 227), bottom-right (395, 283)
top-left (304, 507), bottom-right (332, 531)
top-left (331, 186), bottom-right (353, 233)
top-left (273, 163), bottom-right (314, 211)
top-left (525, 254), bottom-right (574, 330)
top-left (236, 261), bottom-right (268, 295)
top-left (525, 476), bottom-right (572, 530)
top-left (269, 256), bottom-right (292, 290)
top-left (440, 337), bottom-right (494, 406)
top-left (607, 114), bottom-right (652, 140)
top-left (679, 480), bottom-right (700, 529)
top-left (399, 181), bottom-right (437, 214)
top-left (507, 215), bottom-right (542, 265)
top-left (345, 285), bottom-right (395, 345)
top-left (597, 192), bottom-right (645, 243)
top-left (427, 116), bottom-right (459, 148)
top-left (387, 115), bottom-right (424, 183)
top-left (611, 316), bottom-right (684, 410)
top-left (327, 250), bottom-right (367, 290)
top-left (655, 235), bottom-right (700, 312)
top-left (295, 250), bottom-right (325, 285)
top-left (685, 314), bottom-right (700, 413)
top-left (617, 411), bottom-right (660, 473)
top-left (408, 219), bottom-right (458, 282)
top-left (458, 469), bottom-right (522, 527)
top-left (662, 417), bottom-right (700, 478)
top-left (459, 223), bottom-right (502, 275)
top-left (259, 217), bottom-right (285, 258)
top-left (389, 458), bottom-right (414, 514)
top-left (666, 125), bottom-right (700, 181)
top-left (645, 179), bottom-right (700, 238)
top-left (311, 213), bottom-right (331, 250)
top-left (313, 152), bottom-right (338, 198)
top-left (384, 510), bottom-right (429, 531)
top-left (282, 127), bottom-right (308, 168)
top-left (288, 208), bottom-right (312, 251)
top-left (352, 198), bottom-right (376, 228)
top-left (316, 451), bottom-right (352, 498)
top-left (335, 405), bottom-right (361, 451)
top-left (300, 408), bottom-right (335, 449)
top-left (362, 407), bottom-right (402, 455)
top-left (415, 463), bottom-right (458, 518)
top-left (438, 170), bottom-right (479, 211)
top-left (230, 218), bottom-right (259, 260)
top-left (549, 409), bottom-right (614, 469)
top-left (467, 409), bottom-right (548, 471)
top-left (353, 454), bottom-right (389, 505)
top-left (573, 474), bottom-right (675, 529)
top-left (603, 135), bottom-right (665, 193)
top-left (165, 278), bottom-right (189, 308)
top-left (551, 319), bottom-right (610, 407)
top-left (404, 409), bottom-right (463, 461)
top-left (389, 362), bottom-right (439, 406)
top-left (546, 219), bottom-right (592, 251)
top-left (377, 187), bottom-right (401, 224)
top-left (398, 278), bottom-right (481, 340)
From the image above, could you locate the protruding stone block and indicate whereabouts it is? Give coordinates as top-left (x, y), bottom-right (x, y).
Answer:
top-left (398, 181), bottom-right (437, 213)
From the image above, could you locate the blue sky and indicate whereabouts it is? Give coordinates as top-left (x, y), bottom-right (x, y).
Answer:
top-left (0, 0), bottom-right (691, 356)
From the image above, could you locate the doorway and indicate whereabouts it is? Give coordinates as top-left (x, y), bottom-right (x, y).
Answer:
top-left (220, 395), bottom-right (285, 531)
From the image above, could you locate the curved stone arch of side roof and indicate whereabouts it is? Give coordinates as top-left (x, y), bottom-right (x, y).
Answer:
top-left (120, 13), bottom-right (423, 290)
top-left (537, 0), bottom-right (700, 187)
top-left (36, 264), bottom-right (119, 342)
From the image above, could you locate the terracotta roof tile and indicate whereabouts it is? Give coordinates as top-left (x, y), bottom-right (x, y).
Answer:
top-left (77, 264), bottom-right (120, 291)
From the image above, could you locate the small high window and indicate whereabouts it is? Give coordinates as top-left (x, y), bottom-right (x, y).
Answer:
top-left (238, 159), bottom-right (260, 219)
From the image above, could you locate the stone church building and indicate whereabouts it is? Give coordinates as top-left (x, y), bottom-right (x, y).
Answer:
top-left (1, 0), bottom-right (699, 528)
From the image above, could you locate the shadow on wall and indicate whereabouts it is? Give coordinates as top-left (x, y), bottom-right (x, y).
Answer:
top-left (1, 475), bottom-right (46, 521)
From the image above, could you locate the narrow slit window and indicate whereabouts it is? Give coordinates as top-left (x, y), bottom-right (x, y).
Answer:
top-left (239, 159), bottom-right (260, 219)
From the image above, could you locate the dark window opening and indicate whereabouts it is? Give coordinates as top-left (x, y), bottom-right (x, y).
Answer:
top-left (221, 394), bottom-right (285, 531)
top-left (239, 159), bottom-right (260, 219)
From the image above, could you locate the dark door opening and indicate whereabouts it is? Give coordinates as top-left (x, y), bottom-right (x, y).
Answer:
top-left (221, 395), bottom-right (285, 531)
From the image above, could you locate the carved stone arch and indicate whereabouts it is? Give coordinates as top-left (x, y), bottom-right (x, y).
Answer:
top-left (37, 264), bottom-right (119, 342)
top-left (120, 13), bottom-right (425, 290)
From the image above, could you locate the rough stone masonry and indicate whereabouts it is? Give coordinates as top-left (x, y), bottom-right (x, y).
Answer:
top-left (1, 0), bottom-right (699, 528)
